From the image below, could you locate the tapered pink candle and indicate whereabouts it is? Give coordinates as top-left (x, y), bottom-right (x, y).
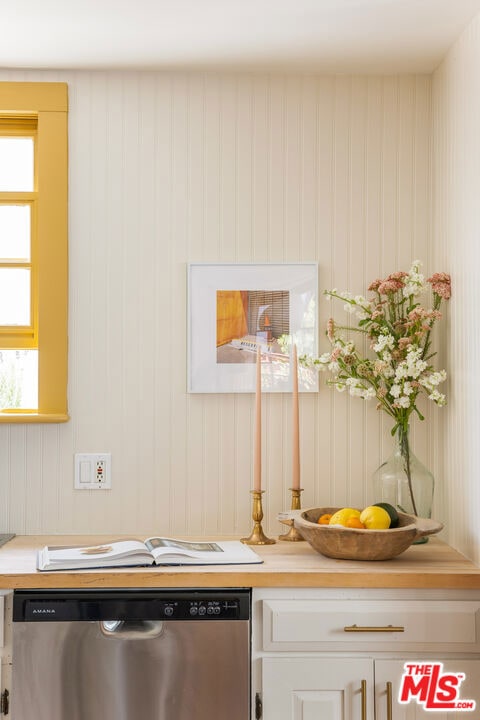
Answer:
top-left (254, 346), bottom-right (262, 492)
top-left (292, 344), bottom-right (300, 490)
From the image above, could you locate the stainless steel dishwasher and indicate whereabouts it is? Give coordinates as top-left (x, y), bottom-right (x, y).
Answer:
top-left (12, 588), bottom-right (251, 720)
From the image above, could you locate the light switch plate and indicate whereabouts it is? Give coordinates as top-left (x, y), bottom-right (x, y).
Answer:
top-left (74, 453), bottom-right (111, 489)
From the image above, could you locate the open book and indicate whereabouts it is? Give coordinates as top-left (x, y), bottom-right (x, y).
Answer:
top-left (37, 537), bottom-right (263, 571)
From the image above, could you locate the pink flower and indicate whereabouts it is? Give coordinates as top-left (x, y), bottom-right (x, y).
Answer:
top-left (327, 318), bottom-right (335, 342)
top-left (405, 309), bottom-right (442, 337)
top-left (427, 272), bottom-right (451, 300)
top-left (407, 308), bottom-right (441, 322)
top-left (378, 279), bottom-right (404, 294)
top-left (371, 308), bottom-right (384, 320)
top-left (369, 272), bottom-right (407, 294)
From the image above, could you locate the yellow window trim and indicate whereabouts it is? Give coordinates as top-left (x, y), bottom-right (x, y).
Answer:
top-left (0, 82), bottom-right (67, 113)
top-left (0, 82), bottom-right (69, 423)
top-left (0, 410), bottom-right (69, 423)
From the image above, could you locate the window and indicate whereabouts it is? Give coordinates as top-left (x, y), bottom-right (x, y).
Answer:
top-left (0, 82), bottom-right (68, 422)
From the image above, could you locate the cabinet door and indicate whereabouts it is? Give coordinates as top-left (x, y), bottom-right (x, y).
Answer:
top-left (262, 657), bottom-right (374, 720)
top-left (375, 659), bottom-right (480, 719)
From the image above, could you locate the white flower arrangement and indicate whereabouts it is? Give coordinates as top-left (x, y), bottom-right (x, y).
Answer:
top-left (301, 261), bottom-right (451, 435)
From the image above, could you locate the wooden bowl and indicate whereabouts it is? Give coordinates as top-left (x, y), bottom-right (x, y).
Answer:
top-left (283, 507), bottom-right (443, 561)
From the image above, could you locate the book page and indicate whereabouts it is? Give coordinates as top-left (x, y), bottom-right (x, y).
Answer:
top-left (41, 540), bottom-right (151, 567)
top-left (145, 537), bottom-right (223, 556)
top-left (144, 538), bottom-right (263, 565)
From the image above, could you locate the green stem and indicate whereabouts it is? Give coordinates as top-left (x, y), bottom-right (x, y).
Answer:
top-left (397, 425), bottom-right (418, 516)
top-left (332, 324), bottom-right (369, 335)
top-left (420, 293), bottom-right (442, 361)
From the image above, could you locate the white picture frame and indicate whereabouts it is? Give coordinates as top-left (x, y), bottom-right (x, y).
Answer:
top-left (187, 262), bottom-right (318, 393)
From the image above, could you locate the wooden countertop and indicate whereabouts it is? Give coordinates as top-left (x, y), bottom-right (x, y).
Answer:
top-left (0, 535), bottom-right (479, 589)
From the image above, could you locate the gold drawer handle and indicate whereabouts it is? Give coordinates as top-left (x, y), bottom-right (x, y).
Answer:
top-left (386, 681), bottom-right (393, 720)
top-left (344, 624), bottom-right (405, 633)
top-left (361, 679), bottom-right (367, 720)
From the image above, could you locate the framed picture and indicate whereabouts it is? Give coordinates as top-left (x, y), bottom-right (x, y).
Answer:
top-left (187, 263), bottom-right (318, 393)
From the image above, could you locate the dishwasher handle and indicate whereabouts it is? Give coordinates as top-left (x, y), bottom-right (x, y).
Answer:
top-left (99, 619), bottom-right (165, 639)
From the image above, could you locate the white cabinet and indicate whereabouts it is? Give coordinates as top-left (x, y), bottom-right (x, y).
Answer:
top-left (261, 658), bottom-right (480, 720)
top-left (260, 597), bottom-right (480, 653)
top-left (263, 657), bottom-right (374, 719)
top-left (253, 588), bottom-right (480, 720)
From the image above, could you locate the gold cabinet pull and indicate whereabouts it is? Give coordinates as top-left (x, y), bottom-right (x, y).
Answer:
top-left (386, 681), bottom-right (393, 720)
top-left (361, 679), bottom-right (367, 720)
top-left (344, 624), bottom-right (405, 633)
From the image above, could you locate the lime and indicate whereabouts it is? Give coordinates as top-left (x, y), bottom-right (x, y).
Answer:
top-left (329, 508), bottom-right (361, 527)
top-left (359, 505), bottom-right (391, 530)
top-left (374, 502), bottom-right (399, 528)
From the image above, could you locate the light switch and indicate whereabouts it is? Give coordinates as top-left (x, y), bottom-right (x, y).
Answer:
top-left (74, 453), bottom-right (112, 489)
top-left (79, 460), bottom-right (91, 484)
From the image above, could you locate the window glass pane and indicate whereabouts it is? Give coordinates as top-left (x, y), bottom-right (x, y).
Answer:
top-left (0, 350), bottom-right (38, 409)
top-left (0, 137), bottom-right (34, 191)
top-left (0, 205), bottom-right (30, 260)
top-left (0, 268), bottom-right (30, 325)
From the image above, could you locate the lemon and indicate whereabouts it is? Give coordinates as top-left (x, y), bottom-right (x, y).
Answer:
top-left (329, 508), bottom-right (361, 526)
top-left (360, 505), bottom-right (391, 530)
top-left (374, 502), bottom-right (399, 528)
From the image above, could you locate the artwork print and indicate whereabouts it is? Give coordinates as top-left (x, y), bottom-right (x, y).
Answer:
top-left (216, 289), bottom-right (289, 364)
top-left (188, 263), bottom-right (318, 393)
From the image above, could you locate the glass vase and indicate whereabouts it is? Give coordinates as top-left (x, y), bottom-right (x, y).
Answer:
top-left (372, 426), bottom-right (434, 544)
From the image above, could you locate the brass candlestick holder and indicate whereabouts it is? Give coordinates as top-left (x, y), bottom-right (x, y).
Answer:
top-left (241, 490), bottom-right (276, 545)
top-left (278, 487), bottom-right (305, 541)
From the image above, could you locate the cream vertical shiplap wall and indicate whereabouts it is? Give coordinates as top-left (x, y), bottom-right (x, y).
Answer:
top-left (433, 13), bottom-right (480, 563)
top-left (0, 70), bottom-right (434, 536)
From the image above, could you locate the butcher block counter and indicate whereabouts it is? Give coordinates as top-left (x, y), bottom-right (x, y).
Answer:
top-left (0, 535), bottom-right (479, 589)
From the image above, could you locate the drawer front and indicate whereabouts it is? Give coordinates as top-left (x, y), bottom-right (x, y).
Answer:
top-left (263, 599), bottom-right (480, 653)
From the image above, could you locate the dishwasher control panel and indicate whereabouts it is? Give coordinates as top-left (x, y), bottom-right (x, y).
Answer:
top-left (159, 598), bottom-right (242, 619)
top-left (13, 589), bottom-right (251, 622)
